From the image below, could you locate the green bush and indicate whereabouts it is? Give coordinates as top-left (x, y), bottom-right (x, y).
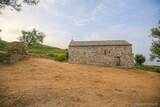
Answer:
top-left (47, 53), bottom-right (58, 58)
top-left (47, 54), bottom-right (67, 62)
top-left (134, 54), bottom-right (146, 65)
top-left (55, 55), bottom-right (67, 62)
top-left (47, 53), bottom-right (55, 58)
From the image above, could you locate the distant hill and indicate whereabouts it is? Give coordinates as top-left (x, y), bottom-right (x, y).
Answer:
top-left (0, 40), bottom-right (67, 61)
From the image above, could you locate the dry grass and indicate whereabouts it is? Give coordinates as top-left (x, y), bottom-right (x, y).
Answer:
top-left (0, 58), bottom-right (160, 107)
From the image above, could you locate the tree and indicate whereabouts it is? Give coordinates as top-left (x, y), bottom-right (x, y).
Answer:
top-left (0, 29), bottom-right (1, 40)
top-left (18, 28), bottom-right (45, 48)
top-left (0, 0), bottom-right (39, 12)
top-left (150, 20), bottom-right (160, 62)
top-left (134, 54), bottom-right (146, 65)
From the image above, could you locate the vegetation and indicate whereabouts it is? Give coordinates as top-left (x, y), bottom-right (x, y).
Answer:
top-left (0, 40), bottom-right (8, 51)
top-left (133, 20), bottom-right (160, 73)
top-left (18, 28), bottom-right (45, 48)
top-left (0, 0), bottom-right (39, 12)
top-left (134, 54), bottom-right (146, 65)
top-left (150, 20), bottom-right (160, 62)
top-left (18, 28), bottom-right (67, 62)
top-left (28, 45), bottom-right (68, 62)
top-left (0, 40), bottom-right (68, 62)
top-left (134, 64), bottom-right (160, 73)
top-left (134, 54), bottom-right (159, 73)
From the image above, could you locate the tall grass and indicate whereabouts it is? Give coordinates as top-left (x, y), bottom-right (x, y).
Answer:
top-left (134, 64), bottom-right (160, 73)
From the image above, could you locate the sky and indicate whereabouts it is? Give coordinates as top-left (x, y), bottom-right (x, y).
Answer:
top-left (0, 0), bottom-right (160, 65)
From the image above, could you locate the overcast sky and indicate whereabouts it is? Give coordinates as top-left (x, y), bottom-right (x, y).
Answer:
top-left (0, 0), bottom-right (160, 65)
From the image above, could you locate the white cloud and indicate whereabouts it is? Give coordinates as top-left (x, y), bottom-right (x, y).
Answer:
top-left (72, 1), bottom-right (122, 27)
top-left (101, 25), bottom-right (147, 38)
top-left (44, 34), bottom-right (71, 49)
top-left (93, 2), bottom-right (117, 15)
top-left (151, 7), bottom-right (160, 14)
top-left (73, 18), bottom-right (90, 26)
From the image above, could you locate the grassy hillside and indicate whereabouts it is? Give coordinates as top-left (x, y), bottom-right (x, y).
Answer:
top-left (28, 45), bottom-right (67, 62)
top-left (0, 40), bottom-right (8, 51)
top-left (0, 40), bottom-right (67, 61)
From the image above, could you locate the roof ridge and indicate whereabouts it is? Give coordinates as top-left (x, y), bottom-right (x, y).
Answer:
top-left (69, 40), bottom-right (131, 46)
top-left (71, 40), bottom-right (127, 42)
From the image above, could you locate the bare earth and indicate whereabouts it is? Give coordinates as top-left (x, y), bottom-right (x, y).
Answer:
top-left (0, 58), bottom-right (160, 107)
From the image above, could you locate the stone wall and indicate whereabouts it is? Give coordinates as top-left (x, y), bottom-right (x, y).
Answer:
top-left (68, 45), bottom-right (134, 68)
top-left (0, 41), bottom-right (29, 64)
top-left (8, 41), bottom-right (28, 54)
top-left (0, 51), bottom-right (8, 62)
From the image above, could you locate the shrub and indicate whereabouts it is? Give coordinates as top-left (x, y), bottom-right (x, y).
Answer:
top-left (55, 55), bottom-right (67, 62)
top-left (134, 54), bottom-right (146, 65)
top-left (47, 53), bottom-right (56, 58)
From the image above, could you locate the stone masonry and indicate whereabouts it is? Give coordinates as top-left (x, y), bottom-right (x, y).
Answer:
top-left (68, 40), bottom-right (134, 68)
top-left (0, 41), bottom-right (29, 64)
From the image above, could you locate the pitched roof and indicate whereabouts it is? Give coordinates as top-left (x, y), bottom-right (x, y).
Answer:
top-left (69, 40), bottom-right (132, 47)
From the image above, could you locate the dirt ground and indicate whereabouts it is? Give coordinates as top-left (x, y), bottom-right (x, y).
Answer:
top-left (0, 58), bottom-right (160, 107)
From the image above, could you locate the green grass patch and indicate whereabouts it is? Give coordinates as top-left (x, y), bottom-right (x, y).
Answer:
top-left (55, 54), bottom-right (68, 62)
top-left (0, 40), bottom-right (8, 51)
top-left (134, 64), bottom-right (160, 73)
top-left (28, 45), bottom-right (68, 62)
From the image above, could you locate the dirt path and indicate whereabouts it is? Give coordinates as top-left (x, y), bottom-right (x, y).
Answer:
top-left (0, 58), bottom-right (160, 107)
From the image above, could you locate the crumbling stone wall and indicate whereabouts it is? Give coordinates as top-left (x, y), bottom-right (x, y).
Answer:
top-left (68, 45), bottom-right (134, 68)
top-left (0, 41), bottom-right (29, 64)
top-left (7, 41), bottom-right (28, 55)
top-left (0, 51), bottom-right (8, 62)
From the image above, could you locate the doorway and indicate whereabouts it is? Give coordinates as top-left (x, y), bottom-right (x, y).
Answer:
top-left (115, 56), bottom-right (120, 66)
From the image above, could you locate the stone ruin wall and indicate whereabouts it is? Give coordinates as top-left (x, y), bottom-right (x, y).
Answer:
top-left (68, 45), bottom-right (134, 68)
top-left (0, 41), bottom-right (29, 64)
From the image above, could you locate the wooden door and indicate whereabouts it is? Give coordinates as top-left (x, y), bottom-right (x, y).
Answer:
top-left (115, 57), bottom-right (120, 66)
